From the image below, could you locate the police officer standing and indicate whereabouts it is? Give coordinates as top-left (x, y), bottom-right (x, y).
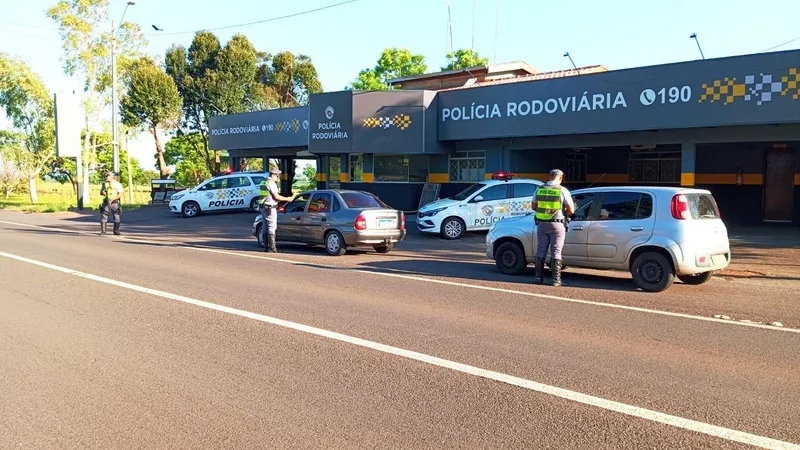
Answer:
top-left (259, 167), bottom-right (295, 252)
top-left (531, 169), bottom-right (575, 286)
top-left (100, 171), bottom-right (123, 235)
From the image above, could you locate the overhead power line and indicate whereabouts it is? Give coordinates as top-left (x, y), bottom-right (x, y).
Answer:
top-left (759, 35), bottom-right (800, 53)
top-left (145, 0), bottom-right (359, 37)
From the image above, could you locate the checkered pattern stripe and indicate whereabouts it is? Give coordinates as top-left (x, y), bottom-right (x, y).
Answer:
top-left (272, 119), bottom-right (302, 133)
top-left (698, 67), bottom-right (800, 106)
top-left (362, 114), bottom-right (412, 131)
top-left (215, 189), bottom-right (249, 200)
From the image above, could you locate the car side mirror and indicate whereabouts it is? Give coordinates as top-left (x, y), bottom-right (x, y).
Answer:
top-left (473, 195), bottom-right (484, 202)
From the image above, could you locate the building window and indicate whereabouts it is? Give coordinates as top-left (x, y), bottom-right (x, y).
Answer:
top-left (374, 155), bottom-right (429, 182)
top-left (349, 154), bottom-right (363, 182)
top-left (628, 150), bottom-right (681, 183)
top-left (449, 151), bottom-right (486, 182)
top-left (564, 151), bottom-right (587, 182)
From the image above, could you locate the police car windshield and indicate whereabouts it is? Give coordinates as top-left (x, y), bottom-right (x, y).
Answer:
top-left (451, 183), bottom-right (487, 201)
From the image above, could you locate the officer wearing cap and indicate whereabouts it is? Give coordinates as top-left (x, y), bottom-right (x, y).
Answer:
top-left (259, 167), bottom-right (295, 252)
top-left (100, 171), bottom-right (123, 235)
top-left (531, 169), bottom-right (575, 286)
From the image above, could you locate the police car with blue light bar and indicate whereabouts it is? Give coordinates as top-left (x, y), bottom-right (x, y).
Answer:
top-left (416, 172), bottom-right (544, 239)
top-left (168, 171), bottom-right (268, 218)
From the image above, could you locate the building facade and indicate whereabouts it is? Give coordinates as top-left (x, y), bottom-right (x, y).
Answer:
top-left (211, 49), bottom-right (800, 225)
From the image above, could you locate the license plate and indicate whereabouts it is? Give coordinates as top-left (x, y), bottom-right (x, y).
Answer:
top-left (711, 254), bottom-right (727, 266)
top-left (378, 219), bottom-right (395, 227)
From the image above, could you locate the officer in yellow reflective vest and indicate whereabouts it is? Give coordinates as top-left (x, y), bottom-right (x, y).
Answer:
top-left (531, 169), bottom-right (575, 286)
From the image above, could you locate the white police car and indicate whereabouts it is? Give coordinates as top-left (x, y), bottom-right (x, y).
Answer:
top-left (169, 171), bottom-right (268, 218)
top-left (416, 172), bottom-right (543, 239)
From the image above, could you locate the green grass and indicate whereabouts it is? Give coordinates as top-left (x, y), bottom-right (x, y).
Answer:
top-left (0, 181), bottom-right (154, 213)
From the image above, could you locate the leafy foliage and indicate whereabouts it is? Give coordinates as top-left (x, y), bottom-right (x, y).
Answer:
top-left (441, 49), bottom-right (489, 71)
top-left (0, 53), bottom-right (56, 203)
top-left (257, 51), bottom-right (323, 107)
top-left (348, 48), bottom-right (427, 90)
top-left (120, 57), bottom-right (182, 178)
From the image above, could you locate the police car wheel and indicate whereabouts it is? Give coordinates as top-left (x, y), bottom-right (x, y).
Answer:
top-left (495, 241), bottom-right (526, 275)
top-left (250, 198), bottom-right (260, 211)
top-left (325, 230), bottom-right (347, 256)
top-left (440, 217), bottom-right (465, 240)
top-left (182, 201), bottom-right (200, 218)
top-left (631, 251), bottom-right (675, 292)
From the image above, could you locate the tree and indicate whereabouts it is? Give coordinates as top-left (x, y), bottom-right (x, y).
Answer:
top-left (46, 0), bottom-right (146, 203)
top-left (257, 51), bottom-right (322, 107)
top-left (163, 132), bottom-right (224, 187)
top-left (0, 131), bottom-right (27, 198)
top-left (441, 48), bottom-right (489, 71)
top-left (348, 48), bottom-right (427, 91)
top-left (292, 163), bottom-right (316, 192)
top-left (120, 57), bottom-right (182, 178)
top-left (0, 54), bottom-right (56, 204)
top-left (165, 32), bottom-right (264, 176)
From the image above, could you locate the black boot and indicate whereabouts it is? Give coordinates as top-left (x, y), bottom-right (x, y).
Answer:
top-left (113, 222), bottom-right (120, 235)
top-left (268, 233), bottom-right (278, 253)
top-left (100, 222), bottom-right (107, 235)
top-left (552, 259), bottom-right (563, 286)
top-left (533, 257), bottom-right (545, 284)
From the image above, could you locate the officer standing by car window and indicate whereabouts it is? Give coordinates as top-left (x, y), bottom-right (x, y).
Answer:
top-left (100, 171), bottom-right (123, 235)
top-left (531, 169), bottom-right (575, 286)
top-left (259, 168), bottom-right (294, 252)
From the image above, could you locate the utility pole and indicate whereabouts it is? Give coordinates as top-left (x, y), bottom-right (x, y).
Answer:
top-left (125, 130), bottom-right (133, 203)
top-left (111, 1), bottom-right (135, 176)
top-left (471, 0), bottom-right (476, 52)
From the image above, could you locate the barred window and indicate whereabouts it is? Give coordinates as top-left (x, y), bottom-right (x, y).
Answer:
top-left (629, 150), bottom-right (681, 183)
top-left (564, 152), bottom-right (587, 182)
top-left (449, 151), bottom-right (486, 182)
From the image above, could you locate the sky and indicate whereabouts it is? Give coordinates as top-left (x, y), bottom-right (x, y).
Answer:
top-left (2, 0), bottom-right (800, 173)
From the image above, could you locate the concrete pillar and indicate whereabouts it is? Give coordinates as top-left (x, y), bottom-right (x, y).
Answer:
top-left (363, 153), bottom-right (374, 183)
top-left (681, 143), bottom-right (696, 186)
top-left (316, 156), bottom-right (328, 189)
top-left (339, 154), bottom-right (350, 184)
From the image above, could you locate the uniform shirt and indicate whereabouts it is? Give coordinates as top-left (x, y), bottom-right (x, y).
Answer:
top-left (261, 179), bottom-right (280, 206)
top-left (534, 181), bottom-right (574, 220)
top-left (101, 180), bottom-right (123, 201)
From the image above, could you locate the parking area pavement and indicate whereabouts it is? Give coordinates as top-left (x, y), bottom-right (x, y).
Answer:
top-left (2, 205), bottom-right (799, 327)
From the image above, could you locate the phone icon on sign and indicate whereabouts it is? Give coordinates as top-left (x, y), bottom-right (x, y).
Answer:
top-left (640, 89), bottom-right (656, 106)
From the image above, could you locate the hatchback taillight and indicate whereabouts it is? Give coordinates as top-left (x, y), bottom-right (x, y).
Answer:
top-left (355, 214), bottom-right (367, 230)
top-left (400, 212), bottom-right (405, 230)
top-left (671, 194), bottom-right (690, 220)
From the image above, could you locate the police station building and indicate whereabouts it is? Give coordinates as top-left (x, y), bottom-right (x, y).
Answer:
top-left (209, 49), bottom-right (800, 226)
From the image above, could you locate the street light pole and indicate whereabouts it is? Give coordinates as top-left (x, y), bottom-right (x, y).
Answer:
top-left (112, 1), bottom-right (135, 176)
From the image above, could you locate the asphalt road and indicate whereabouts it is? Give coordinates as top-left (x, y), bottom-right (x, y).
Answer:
top-left (1, 209), bottom-right (799, 449)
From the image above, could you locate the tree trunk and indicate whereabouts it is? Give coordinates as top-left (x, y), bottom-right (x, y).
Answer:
top-left (27, 175), bottom-right (39, 204)
top-left (151, 125), bottom-right (169, 179)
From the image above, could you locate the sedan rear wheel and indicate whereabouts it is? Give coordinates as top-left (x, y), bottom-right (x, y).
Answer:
top-left (325, 230), bottom-right (347, 256)
top-left (678, 271), bottom-right (714, 285)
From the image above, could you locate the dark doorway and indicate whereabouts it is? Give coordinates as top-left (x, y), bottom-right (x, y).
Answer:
top-left (763, 147), bottom-right (796, 222)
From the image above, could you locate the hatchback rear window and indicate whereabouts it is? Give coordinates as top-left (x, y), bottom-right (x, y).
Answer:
top-left (686, 193), bottom-right (721, 219)
top-left (340, 192), bottom-right (388, 209)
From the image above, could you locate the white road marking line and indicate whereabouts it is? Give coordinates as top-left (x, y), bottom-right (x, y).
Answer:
top-left (0, 249), bottom-right (797, 450)
top-left (2, 219), bottom-right (799, 335)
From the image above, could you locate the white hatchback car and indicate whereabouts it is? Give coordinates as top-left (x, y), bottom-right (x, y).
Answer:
top-left (417, 173), bottom-right (543, 239)
top-left (485, 186), bottom-right (731, 292)
top-left (169, 171), bottom-right (268, 218)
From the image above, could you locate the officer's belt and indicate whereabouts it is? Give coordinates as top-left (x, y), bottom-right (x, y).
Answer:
top-left (537, 218), bottom-right (565, 223)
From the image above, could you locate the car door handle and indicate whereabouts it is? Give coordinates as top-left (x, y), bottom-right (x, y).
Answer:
top-left (630, 226), bottom-right (643, 232)
top-left (571, 225), bottom-right (583, 231)
top-left (293, 217), bottom-right (301, 221)
top-left (320, 217), bottom-right (327, 222)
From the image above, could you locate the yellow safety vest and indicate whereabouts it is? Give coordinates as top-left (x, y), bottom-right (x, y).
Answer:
top-left (534, 186), bottom-right (563, 221)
